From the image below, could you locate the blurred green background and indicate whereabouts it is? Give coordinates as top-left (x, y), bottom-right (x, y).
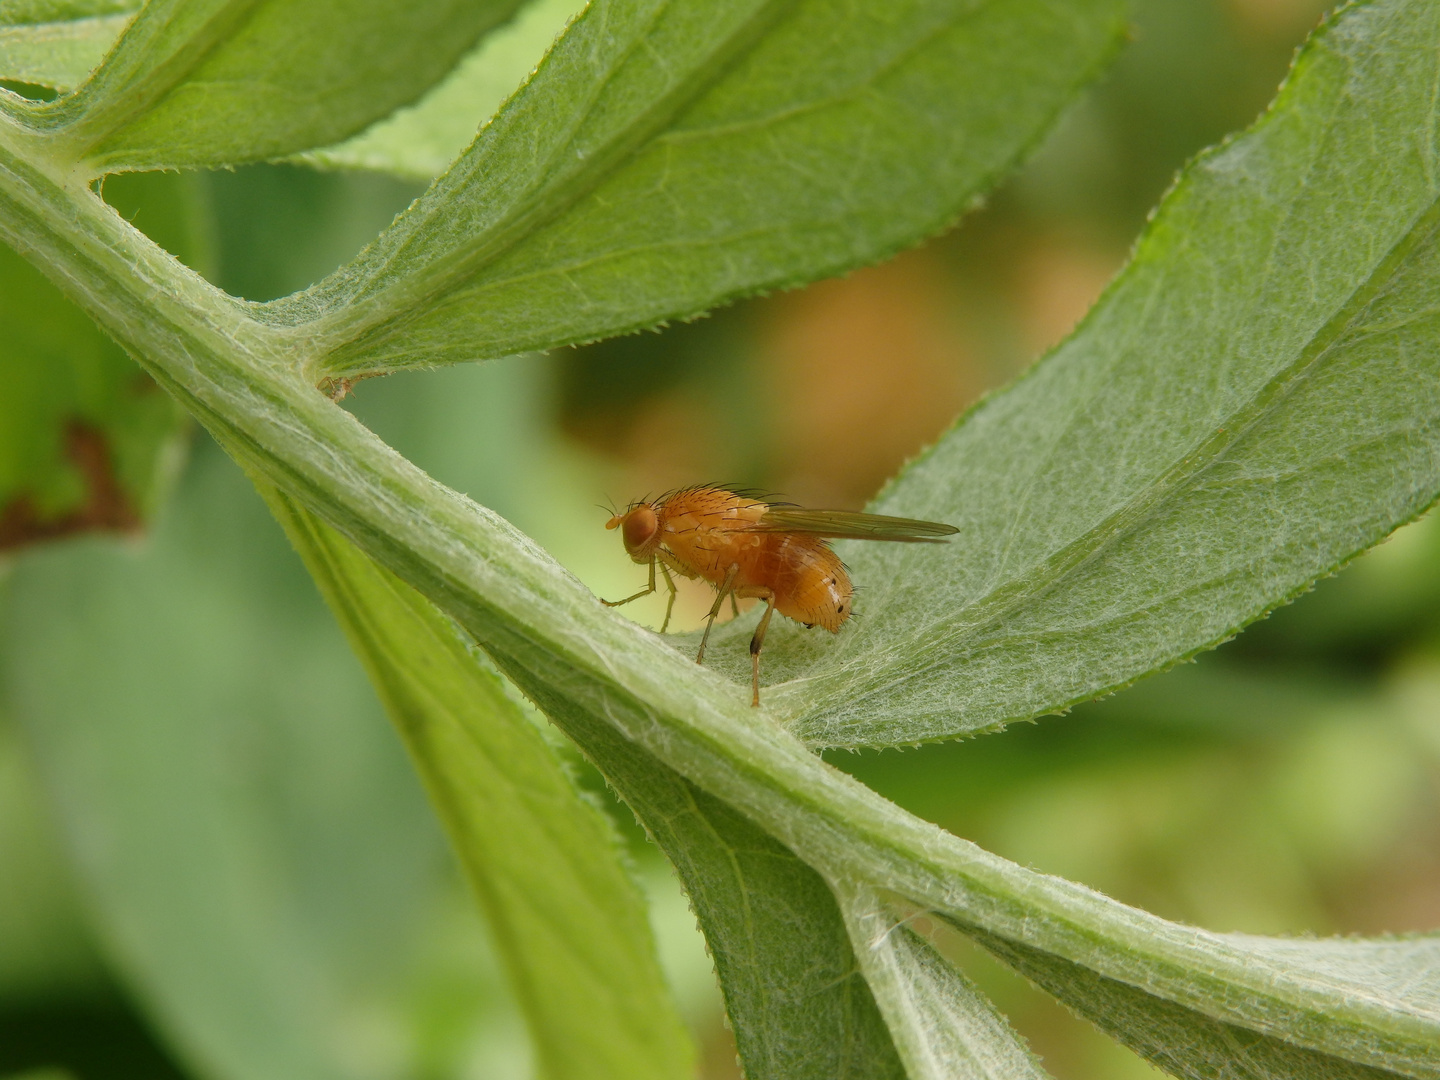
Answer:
top-left (4, 0), bottom-right (1436, 1078)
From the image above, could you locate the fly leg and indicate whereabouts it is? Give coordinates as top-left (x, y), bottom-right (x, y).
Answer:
top-left (658, 562), bottom-right (678, 634)
top-left (601, 557), bottom-right (656, 608)
top-left (696, 564), bottom-right (739, 665)
top-left (748, 595), bottom-right (777, 707)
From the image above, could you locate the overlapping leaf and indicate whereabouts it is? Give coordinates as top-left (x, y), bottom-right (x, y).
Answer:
top-left (1, 448), bottom-right (481, 1080)
top-left (298, 0), bottom-right (583, 183)
top-left (3, 0), bottom-right (526, 172)
top-left (0, 3), bottom-right (134, 92)
top-left (505, 657), bottom-right (909, 1080)
top-left (0, 172), bottom-right (194, 555)
top-left (275, 0), bottom-right (1125, 378)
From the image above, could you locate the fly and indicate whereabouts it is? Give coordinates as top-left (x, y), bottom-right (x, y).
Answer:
top-left (602, 486), bottom-right (957, 705)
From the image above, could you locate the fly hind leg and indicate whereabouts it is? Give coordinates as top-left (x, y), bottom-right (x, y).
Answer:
top-left (748, 594), bottom-right (777, 707)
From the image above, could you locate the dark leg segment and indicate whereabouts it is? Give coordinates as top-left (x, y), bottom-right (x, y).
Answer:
top-left (749, 600), bottom-right (776, 707)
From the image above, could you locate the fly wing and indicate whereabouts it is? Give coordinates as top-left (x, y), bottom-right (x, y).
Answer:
top-left (747, 508), bottom-right (958, 542)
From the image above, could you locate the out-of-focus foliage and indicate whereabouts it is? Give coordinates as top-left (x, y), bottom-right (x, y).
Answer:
top-left (5, 445), bottom-right (507, 1080)
top-left (0, 172), bottom-right (196, 556)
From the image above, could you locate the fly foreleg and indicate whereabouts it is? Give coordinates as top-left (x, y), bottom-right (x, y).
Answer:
top-left (696, 564), bottom-right (739, 665)
top-left (601, 557), bottom-right (656, 608)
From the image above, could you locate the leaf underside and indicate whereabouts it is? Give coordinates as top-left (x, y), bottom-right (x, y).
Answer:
top-left (671, 0), bottom-right (1440, 750)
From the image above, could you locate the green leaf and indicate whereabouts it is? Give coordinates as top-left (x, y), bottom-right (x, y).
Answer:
top-left (504, 667), bottom-right (909, 1080)
top-left (297, 0), bottom-right (583, 183)
top-left (262, 487), bottom-right (695, 1080)
top-left (8, 0), bottom-right (528, 173)
top-left (0, 172), bottom-right (193, 556)
top-left (672, 0), bottom-right (1440, 747)
top-left (0, 12), bottom-right (132, 91)
top-left (835, 884), bottom-right (1051, 1080)
top-left (971, 929), bottom-right (1427, 1080)
top-left (282, 0), bottom-right (1125, 378)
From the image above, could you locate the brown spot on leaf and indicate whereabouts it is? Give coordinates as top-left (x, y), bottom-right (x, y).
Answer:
top-left (0, 421), bottom-right (142, 552)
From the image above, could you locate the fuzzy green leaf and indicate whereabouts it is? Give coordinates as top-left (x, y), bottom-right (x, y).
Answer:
top-left (5, 0), bottom-right (527, 172)
top-left (674, 0), bottom-right (1440, 747)
top-left (263, 488), bottom-right (695, 1080)
top-left (278, 0), bottom-right (1125, 379)
top-left (836, 883), bottom-right (1051, 1080)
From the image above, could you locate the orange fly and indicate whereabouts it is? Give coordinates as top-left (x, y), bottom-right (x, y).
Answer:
top-left (602, 486), bottom-right (957, 706)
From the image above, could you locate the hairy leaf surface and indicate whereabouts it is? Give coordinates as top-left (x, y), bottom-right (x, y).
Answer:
top-left (678, 0), bottom-right (1440, 747)
top-left (0, 0), bottom-right (1435, 1078)
top-left (973, 929), bottom-right (1431, 1080)
top-left (277, 0), bottom-right (1124, 377)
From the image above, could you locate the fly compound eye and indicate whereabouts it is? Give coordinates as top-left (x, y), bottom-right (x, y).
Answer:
top-left (621, 505), bottom-right (659, 554)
